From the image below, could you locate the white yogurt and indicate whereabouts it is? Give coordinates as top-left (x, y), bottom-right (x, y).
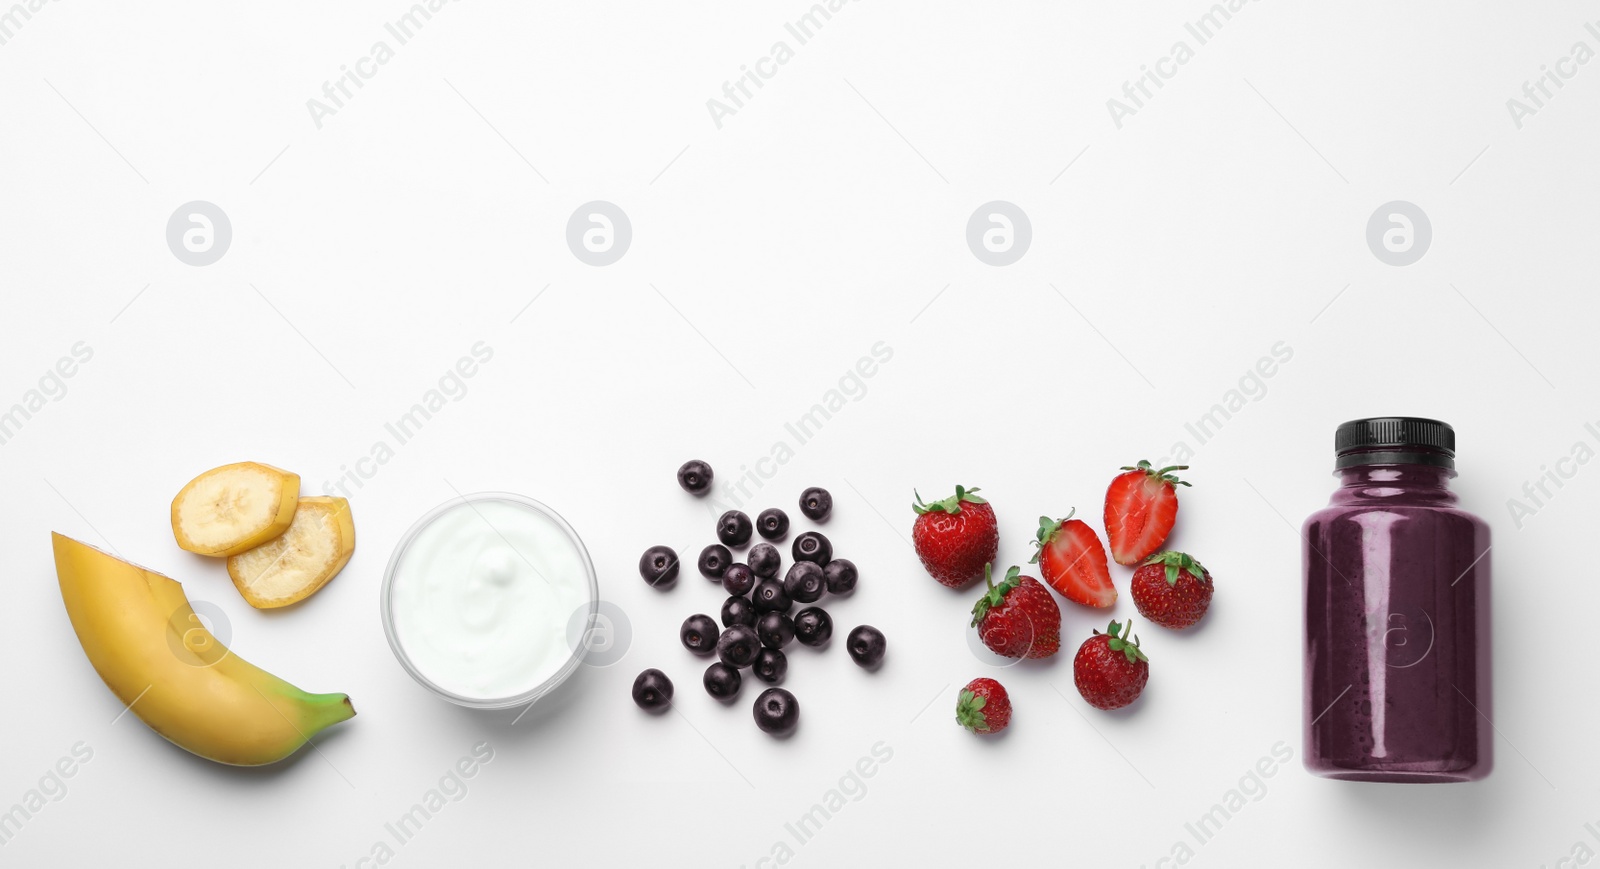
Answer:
top-left (384, 495), bottom-right (595, 705)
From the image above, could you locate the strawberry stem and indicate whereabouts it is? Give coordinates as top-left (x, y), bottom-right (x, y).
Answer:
top-left (1028, 509), bottom-right (1077, 564)
top-left (913, 484), bottom-right (988, 515)
top-left (1142, 551), bottom-right (1209, 586)
top-left (1104, 619), bottom-right (1149, 664)
top-left (956, 689), bottom-right (990, 733)
top-left (1119, 459), bottom-right (1192, 488)
top-left (969, 563), bottom-right (1022, 626)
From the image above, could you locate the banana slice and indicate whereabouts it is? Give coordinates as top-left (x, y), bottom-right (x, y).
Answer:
top-left (171, 462), bottom-right (301, 557)
top-left (227, 496), bottom-right (355, 608)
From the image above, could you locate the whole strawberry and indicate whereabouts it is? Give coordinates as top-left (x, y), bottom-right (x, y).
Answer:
top-left (1131, 551), bottom-right (1213, 630)
top-left (912, 485), bottom-right (998, 589)
top-left (1031, 510), bottom-right (1115, 608)
top-left (1104, 460), bottom-right (1190, 565)
top-left (970, 564), bottom-right (1061, 659)
top-left (1073, 620), bottom-right (1149, 710)
top-left (956, 677), bottom-right (1011, 735)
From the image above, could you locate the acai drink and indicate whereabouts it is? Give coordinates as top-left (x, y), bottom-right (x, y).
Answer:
top-left (1303, 418), bottom-right (1491, 782)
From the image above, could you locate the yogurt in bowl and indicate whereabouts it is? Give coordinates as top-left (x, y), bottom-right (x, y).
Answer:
top-left (381, 493), bottom-right (598, 709)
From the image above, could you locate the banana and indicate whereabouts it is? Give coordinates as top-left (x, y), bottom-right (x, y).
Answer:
top-left (53, 533), bottom-right (355, 766)
top-left (227, 496), bottom-right (355, 609)
top-left (171, 462), bottom-right (300, 557)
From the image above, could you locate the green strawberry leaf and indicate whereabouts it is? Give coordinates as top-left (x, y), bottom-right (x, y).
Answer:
top-left (1108, 619), bottom-right (1149, 663)
top-left (1120, 459), bottom-right (1192, 488)
top-left (1143, 551), bottom-right (1210, 587)
top-left (914, 485), bottom-right (986, 515)
top-left (956, 689), bottom-right (990, 732)
top-left (969, 564), bottom-right (1023, 626)
top-left (1030, 509), bottom-right (1078, 563)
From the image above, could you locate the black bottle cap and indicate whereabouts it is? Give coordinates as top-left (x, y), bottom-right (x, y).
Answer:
top-left (1334, 417), bottom-right (1455, 470)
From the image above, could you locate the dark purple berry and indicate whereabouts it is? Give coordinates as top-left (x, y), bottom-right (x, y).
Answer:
top-left (846, 625), bottom-right (886, 668)
top-left (680, 614), bottom-right (719, 655)
top-left (756, 611), bottom-right (795, 649)
top-left (799, 487), bottom-right (832, 521)
top-left (697, 544), bottom-right (732, 580)
top-left (721, 595), bottom-right (757, 628)
top-left (704, 662), bottom-right (742, 700)
top-left (753, 687), bottom-right (799, 736)
top-left (639, 546), bottom-right (679, 587)
top-left (793, 607), bottom-right (833, 647)
top-left (753, 648), bottom-right (787, 684)
top-left (677, 460), bottom-right (714, 495)
top-left (717, 511), bottom-right (753, 548)
top-left (824, 558), bottom-right (858, 595)
top-left (756, 508), bottom-right (790, 541)
top-left (752, 579), bottom-right (793, 614)
top-left (632, 669), bottom-right (673, 711)
top-left (722, 563), bottom-right (755, 596)
top-left (748, 543), bottom-right (781, 579)
top-left (783, 561), bottom-right (825, 604)
top-left (716, 625), bottom-right (761, 669)
top-left (792, 531), bottom-right (832, 566)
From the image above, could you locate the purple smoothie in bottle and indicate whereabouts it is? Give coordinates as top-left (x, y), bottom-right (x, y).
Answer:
top-left (1302, 417), bottom-right (1491, 782)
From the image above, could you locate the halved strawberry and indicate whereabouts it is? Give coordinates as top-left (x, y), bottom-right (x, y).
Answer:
top-left (1104, 460), bottom-right (1190, 565)
top-left (1030, 510), bottom-right (1115, 608)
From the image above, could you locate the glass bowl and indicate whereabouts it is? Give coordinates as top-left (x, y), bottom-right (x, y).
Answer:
top-left (380, 492), bottom-right (599, 710)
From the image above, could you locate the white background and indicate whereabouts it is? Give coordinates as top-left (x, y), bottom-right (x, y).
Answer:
top-left (2, 1), bottom-right (1597, 867)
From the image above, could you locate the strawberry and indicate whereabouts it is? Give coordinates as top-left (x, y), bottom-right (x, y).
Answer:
top-left (1104, 460), bottom-right (1190, 565)
top-left (1030, 510), bottom-right (1115, 608)
top-left (912, 485), bottom-right (998, 589)
top-left (1131, 551), bottom-right (1213, 630)
top-left (956, 677), bottom-right (1011, 734)
top-left (1073, 620), bottom-right (1150, 710)
top-left (970, 564), bottom-right (1061, 659)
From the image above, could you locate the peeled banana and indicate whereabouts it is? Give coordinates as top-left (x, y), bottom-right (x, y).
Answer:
top-left (53, 533), bottom-right (355, 766)
top-left (227, 496), bottom-right (355, 609)
top-left (171, 462), bottom-right (300, 557)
